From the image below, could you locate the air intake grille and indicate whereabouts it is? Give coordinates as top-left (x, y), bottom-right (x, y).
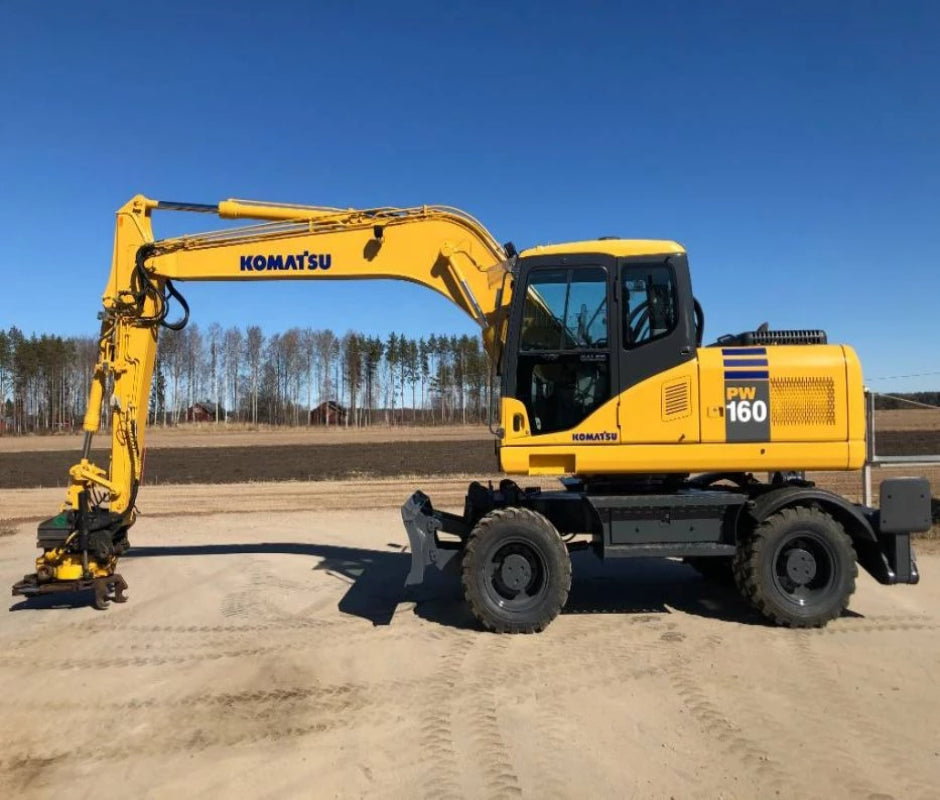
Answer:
top-left (662, 378), bottom-right (691, 420)
top-left (770, 377), bottom-right (836, 427)
top-left (714, 329), bottom-right (828, 346)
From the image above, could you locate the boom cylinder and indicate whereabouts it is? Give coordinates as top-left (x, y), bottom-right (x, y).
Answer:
top-left (82, 369), bottom-right (105, 434)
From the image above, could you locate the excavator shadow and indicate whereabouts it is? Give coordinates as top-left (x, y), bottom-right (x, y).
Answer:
top-left (11, 543), bottom-right (856, 629)
top-left (9, 540), bottom-right (468, 625)
top-left (565, 554), bottom-right (758, 624)
top-left (116, 543), bottom-right (781, 630)
top-left (119, 541), bottom-right (447, 627)
top-left (564, 554), bottom-right (863, 625)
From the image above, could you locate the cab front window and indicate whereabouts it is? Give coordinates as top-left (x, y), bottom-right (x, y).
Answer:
top-left (516, 266), bottom-right (611, 435)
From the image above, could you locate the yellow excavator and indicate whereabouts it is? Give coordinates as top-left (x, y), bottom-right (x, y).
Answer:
top-left (12, 195), bottom-right (930, 632)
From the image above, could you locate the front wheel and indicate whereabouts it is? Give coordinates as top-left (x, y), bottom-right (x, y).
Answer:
top-left (733, 506), bottom-right (857, 627)
top-left (462, 507), bottom-right (571, 634)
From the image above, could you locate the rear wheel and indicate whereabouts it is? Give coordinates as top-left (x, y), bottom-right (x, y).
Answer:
top-left (462, 507), bottom-right (571, 634)
top-left (733, 506), bottom-right (856, 627)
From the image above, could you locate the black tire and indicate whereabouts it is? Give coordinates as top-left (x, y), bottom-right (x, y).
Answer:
top-left (462, 507), bottom-right (571, 634)
top-left (684, 556), bottom-right (734, 585)
top-left (733, 506), bottom-right (857, 628)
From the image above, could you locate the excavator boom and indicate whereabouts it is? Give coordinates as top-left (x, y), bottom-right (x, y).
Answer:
top-left (13, 194), bottom-right (514, 607)
top-left (87, 195), bottom-right (513, 513)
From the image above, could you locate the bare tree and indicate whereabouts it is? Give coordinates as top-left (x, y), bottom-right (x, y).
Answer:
top-left (223, 326), bottom-right (243, 422)
top-left (302, 328), bottom-right (318, 425)
top-left (245, 325), bottom-right (264, 425)
top-left (362, 336), bottom-right (384, 426)
top-left (182, 324), bottom-right (204, 417)
top-left (419, 337), bottom-right (431, 418)
top-left (69, 335), bottom-right (99, 427)
top-left (207, 323), bottom-right (223, 422)
top-left (280, 328), bottom-right (304, 426)
top-left (316, 329), bottom-right (338, 426)
top-left (342, 332), bottom-right (362, 427)
top-left (158, 328), bottom-right (185, 424)
top-left (402, 336), bottom-right (419, 423)
top-left (0, 330), bottom-right (11, 424)
top-left (385, 332), bottom-right (399, 425)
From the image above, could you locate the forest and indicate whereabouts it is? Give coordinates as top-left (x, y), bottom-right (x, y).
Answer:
top-left (0, 325), bottom-right (495, 433)
top-left (2, 325), bottom-right (936, 435)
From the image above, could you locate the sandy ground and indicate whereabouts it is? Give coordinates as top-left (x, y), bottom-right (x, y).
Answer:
top-left (4, 469), bottom-right (936, 533)
top-left (1, 483), bottom-right (939, 799)
top-left (0, 478), bottom-right (506, 523)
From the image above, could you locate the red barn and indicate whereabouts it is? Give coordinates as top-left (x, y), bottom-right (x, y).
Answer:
top-left (309, 401), bottom-right (347, 426)
top-left (185, 402), bottom-right (224, 423)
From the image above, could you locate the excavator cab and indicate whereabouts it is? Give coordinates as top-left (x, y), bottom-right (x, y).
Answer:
top-left (497, 246), bottom-right (698, 472)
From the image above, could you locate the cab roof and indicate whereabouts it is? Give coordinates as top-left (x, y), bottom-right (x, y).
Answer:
top-left (520, 239), bottom-right (686, 259)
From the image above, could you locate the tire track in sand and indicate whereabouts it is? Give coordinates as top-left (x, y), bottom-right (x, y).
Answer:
top-left (416, 632), bottom-right (477, 800)
top-left (812, 614), bottom-right (940, 637)
top-left (0, 681), bottom-right (364, 779)
top-left (667, 632), bottom-right (800, 798)
top-left (791, 628), bottom-right (938, 800)
top-left (457, 636), bottom-right (523, 799)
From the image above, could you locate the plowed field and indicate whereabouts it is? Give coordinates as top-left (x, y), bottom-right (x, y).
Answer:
top-left (0, 440), bottom-right (500, 489)
top-left (1, 429), bottom-right (938, 490)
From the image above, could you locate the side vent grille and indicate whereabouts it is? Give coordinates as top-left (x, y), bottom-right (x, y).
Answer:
top-left (770, 377), bottom-right (836, 427)
top-left (662, 378), bottom-right (691, 420)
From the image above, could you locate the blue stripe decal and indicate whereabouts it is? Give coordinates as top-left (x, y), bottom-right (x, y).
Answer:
top-left (724, 370), bottom-right (769, 380)
top-left (723, 358), bottom-right (769, 367)
top-left (721, 347), bottom-right (767, 356)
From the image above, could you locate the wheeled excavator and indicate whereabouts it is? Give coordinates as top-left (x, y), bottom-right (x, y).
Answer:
top-left (11, 195), bottom-right (930, 632)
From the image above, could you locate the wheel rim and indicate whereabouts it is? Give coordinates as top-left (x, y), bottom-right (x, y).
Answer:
top-left (482, 536), bottom-right (549, 613)
top-left (771, 531), bottom-right (838, 608)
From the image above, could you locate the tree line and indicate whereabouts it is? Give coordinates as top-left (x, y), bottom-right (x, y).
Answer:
top-left (0, 325), bottom-right (495, 434)
top-left (6, 321), bottom-right (933, 434)
top-left (873, 392), bottom-right (940, 410)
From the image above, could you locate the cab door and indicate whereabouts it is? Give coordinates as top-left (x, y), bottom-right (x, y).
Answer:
top-left (616, 255), bottom-right (700, 443)
top-left (502, 254), bottom-right (618, 444)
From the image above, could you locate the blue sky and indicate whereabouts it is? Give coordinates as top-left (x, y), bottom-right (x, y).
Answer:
top-left (1, 1), bottom-right (938, 390)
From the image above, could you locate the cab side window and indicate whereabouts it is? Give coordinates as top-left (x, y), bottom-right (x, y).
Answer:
top-left (622, 264), bottom-right (678, 349)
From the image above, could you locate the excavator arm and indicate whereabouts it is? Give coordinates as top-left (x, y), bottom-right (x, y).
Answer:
top-left (13, 194), bottom-right (513, 606)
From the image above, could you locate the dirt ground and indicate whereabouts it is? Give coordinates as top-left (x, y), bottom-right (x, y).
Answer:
top-left (1, 489), bottom-right (938, 799)
top-left (1, 431), bottom-right (939, 491)
top-left (874, 408), bottom-right (940, 431)
top-left (0, 408), bottom-right (935, 453)
top-left (0, 424), bottom-right (493, 453)
top-left (2, 411), bottom-right (939, 456)
top-left (0, 440), bottom-right (502, 490)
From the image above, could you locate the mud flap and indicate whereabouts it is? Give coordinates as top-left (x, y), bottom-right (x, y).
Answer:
top-left (871, 477), bottom-right (929, 584)
top-left (401, 491), bottom-right (461, 586)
